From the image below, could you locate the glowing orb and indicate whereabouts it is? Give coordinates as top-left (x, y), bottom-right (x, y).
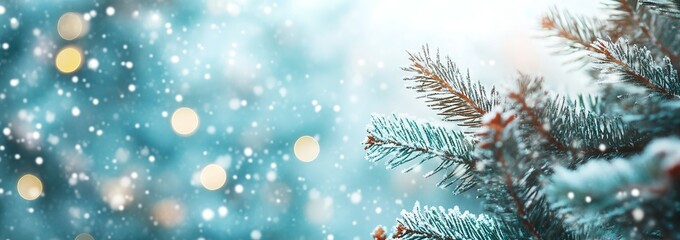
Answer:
top-left (17, 174), bottom-right (43, 200)
top-left (294, 136), bottom-right (320, 162)
top-left (57, 12), bottom-right (86, 40)
top-left (170, 107), bottom-right (199, 136)
top-left (55, 46), bottom-right (83, 74)
top-left (200, 164), bottom-right (227, 190)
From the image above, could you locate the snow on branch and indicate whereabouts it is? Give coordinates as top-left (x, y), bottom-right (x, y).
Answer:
top-left (389, 202), bottom-right (519, 240)
top-left (364, 114), bottom-right (477, 194)
top-left (641, 0), bottom-right (680, 18)
top-left (593, 38), bottom-right (680, 96)
top-left (508, 74), bottom-right (641, 158)
top-left (546, 137), bottom-right (680, 238)
top-left (607, 0), bottom-right (679, 62)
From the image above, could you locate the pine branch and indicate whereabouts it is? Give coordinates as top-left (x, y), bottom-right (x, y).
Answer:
top-left (477, 111), bottom-right (583, 240)
top-left (508, 74), bottom-right (643, 159)
top-left (541, 8), bottom-right (609, 63)
top-left (546, 137), bottom-right (680, 238)
top-left (390, 202), bottom-right (519, 240)
top-left (404, 46), bottom-right (500, 129)
top-left (478, 112), bottom-right (545, 240)
top-left (641, 0), bottom-right (680, 18)
top-left (508, 75), bottom-right (571, 152)
top-left (364, 114), bottom-right (477, 194)
top-left (593, 38), bottom-right (680, 96)
top-left (608, 0), bottom-right (679, 61)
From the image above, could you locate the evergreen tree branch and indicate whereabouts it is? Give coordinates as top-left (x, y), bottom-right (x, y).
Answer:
top-left (641, 0), bottom-right (680, 18)
top-left (608, 0), bottom-right (679, 61)
top-left (508, 74), bottom-right (643, 159)
top-left (593, 38), bottom-right (680, 96)
top-left (390, 202), bottom-right (518, 240)
top-left (617, 89), bottom-right (680, 136)
top-left (546, 137), bottom-right (680, 238)
top-left (508, 75), bottom-right (571, 152)
top-left (404, 46), bottom-right (500, 128)
top-left (364, 114), bottom-right (477, 194)
top-left (541, 8), bottom-right (609, 63)
top-left (478, 112), bottom-right (545, 240)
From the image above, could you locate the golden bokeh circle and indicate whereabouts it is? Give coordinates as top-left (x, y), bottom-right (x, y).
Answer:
top-left (74, 233), bottom-right (94, 240)
top-left (294, 136), bottom-right (320, 162)
top-left (200, 164), bottom-right (227, 190)
top-left (55, 47), bottom-right (83, 74)
top-left (17, 174), bottom-right (43, 200)
top-left (58, 12), bottom-right (85, 40)
top-left (171, 107), bottom-right (200, 136)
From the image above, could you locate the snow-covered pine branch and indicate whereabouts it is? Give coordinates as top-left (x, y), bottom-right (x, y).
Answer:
top-left (593, 39), bottom-right (680, 96)
top-left (389, 202), bottom-right (519, 240)
top-left (546, 137), bottom-right (680, 239)
top-left (364, 114), bottom-right (477, 194)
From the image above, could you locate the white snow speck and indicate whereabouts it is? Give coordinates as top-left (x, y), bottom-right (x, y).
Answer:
top-left (632, 208), bottom-right (644, 221)
top-left (250, 230), bottom-right (262, 240)
top-left (234, 184), bottom-right (244, 194)
top-left (631, 188), bottom-right (640, 197)
top-left (71, 107), bottom-right (81, 117)
top-left (244, 147), bottom-right (253, 157)
top-left (350, 191), bottom-right (361, 204)
top-left (106, 6), bottom-right (116, 16)
top-left (218, 206), bottom-right (228, 217)
top-left (170, 55), bottom-right (179, 63)
top-left (87, 59), bottom-right (99, 70)
top-left (10, 18), bottom-right (19, 29)
top-left (201, 208), bottom-right (214, 221)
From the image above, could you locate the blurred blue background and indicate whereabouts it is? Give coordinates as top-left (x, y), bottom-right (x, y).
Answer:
top-left (0, 0), bottom-right (598, 239)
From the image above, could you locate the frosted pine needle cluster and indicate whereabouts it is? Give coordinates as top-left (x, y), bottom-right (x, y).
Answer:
top-left (365, 1), bottom-right (680, 239)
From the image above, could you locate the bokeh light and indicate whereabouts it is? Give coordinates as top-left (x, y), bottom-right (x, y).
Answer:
top-left (200, 164), bottom-right (227, 190)
top-left (17, 174), bottom-right (43, 201)
top-left (74, 233), bottom-right (94, 240)
top-left (55, 46), bottom-right (83, 73)
top-left (57, 12), bottom-right (86, 40)
top-left (171, 107), bottom-right (200, 136)
top-left (294, 136), bottom-right (320, 162)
